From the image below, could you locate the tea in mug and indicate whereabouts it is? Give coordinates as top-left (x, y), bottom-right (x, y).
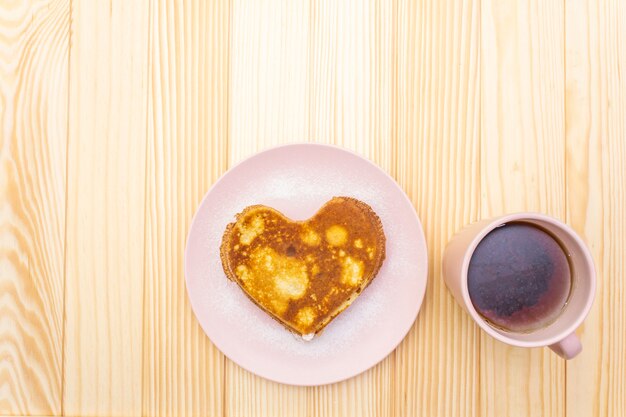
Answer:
top-left (467, 222), bottom-right (572, 333)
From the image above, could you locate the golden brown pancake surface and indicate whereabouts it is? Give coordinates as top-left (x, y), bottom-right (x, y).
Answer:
top-left (220, 197), bottom-right (386, 338)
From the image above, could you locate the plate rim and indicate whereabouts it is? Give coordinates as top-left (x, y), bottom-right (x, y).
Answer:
top-left (184, 142), bottom-right (428, 386)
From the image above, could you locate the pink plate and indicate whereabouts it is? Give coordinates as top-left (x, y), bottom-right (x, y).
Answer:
top-left (185, 143), bottom-right (428, 386)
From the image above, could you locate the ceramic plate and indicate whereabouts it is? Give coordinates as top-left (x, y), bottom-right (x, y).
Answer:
top-left (185, 143), bottom-right (427, 386)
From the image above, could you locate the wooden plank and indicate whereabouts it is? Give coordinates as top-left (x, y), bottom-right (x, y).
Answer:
top-left (63, 1), bottom-right (149, 415)
top-left (565, 0), bottom-right (626, 416)
top-left (142, 1), bottom-right (229, 416)
top-left (307, 0), bottom-right (393, 170)
top-left (393, 0), bottom-right (481, 416)
top-left (0, 0), bottom-right (69, 414)
top-left (480, 0), bottom-right (566, 416)
top-left (226, 0), bottom-right (395, 416)
top-left (228, 0), bottom-right (312, 162)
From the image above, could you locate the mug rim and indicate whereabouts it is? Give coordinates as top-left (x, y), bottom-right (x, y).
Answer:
top-left (459, 212), bottom-right (596, 348)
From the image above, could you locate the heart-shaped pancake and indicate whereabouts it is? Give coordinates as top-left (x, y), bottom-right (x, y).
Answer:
top-left (220, 197), bottom-right (386, 340)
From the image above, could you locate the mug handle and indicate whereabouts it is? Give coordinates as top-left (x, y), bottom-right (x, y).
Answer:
top-left (549, 332), bottom-right (582, 359)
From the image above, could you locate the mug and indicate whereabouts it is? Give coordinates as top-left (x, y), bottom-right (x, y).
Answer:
top-left (442, 212), bottom-right (596, 359)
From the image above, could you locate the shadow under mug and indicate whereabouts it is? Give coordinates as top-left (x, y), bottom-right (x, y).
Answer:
top-left (442, 212), bottom-right (596, 359)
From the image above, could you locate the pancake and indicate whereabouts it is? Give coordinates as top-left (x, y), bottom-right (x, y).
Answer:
top-left (220, 196), bottom-right (386, 339)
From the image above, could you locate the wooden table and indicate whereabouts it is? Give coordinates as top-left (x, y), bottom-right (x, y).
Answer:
top-left (1, 0), bottom-right (624, 416)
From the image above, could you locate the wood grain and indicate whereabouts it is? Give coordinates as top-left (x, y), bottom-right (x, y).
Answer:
top-left (0, 0), bottom-right (68, 414)
top-left (1, 0), bottom-right (625, 416)
top-left (480, 0), bottom-right (566, 416)
top-left (142, 1), bottom-right (229, 416)
top-left (565, 0), bottom-right (626, 416)
top-left (228, 0), bottom-right (312, 163)
top-left (393, 0), bottom-right (480, 416)
top-left (307, 0), bottom-right (393, 170)
top-left (63, 0), bottom-right (149, 415)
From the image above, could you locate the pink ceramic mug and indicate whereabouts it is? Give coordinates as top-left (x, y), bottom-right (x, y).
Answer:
top-left (442, 213), bottom-right (596, 359)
